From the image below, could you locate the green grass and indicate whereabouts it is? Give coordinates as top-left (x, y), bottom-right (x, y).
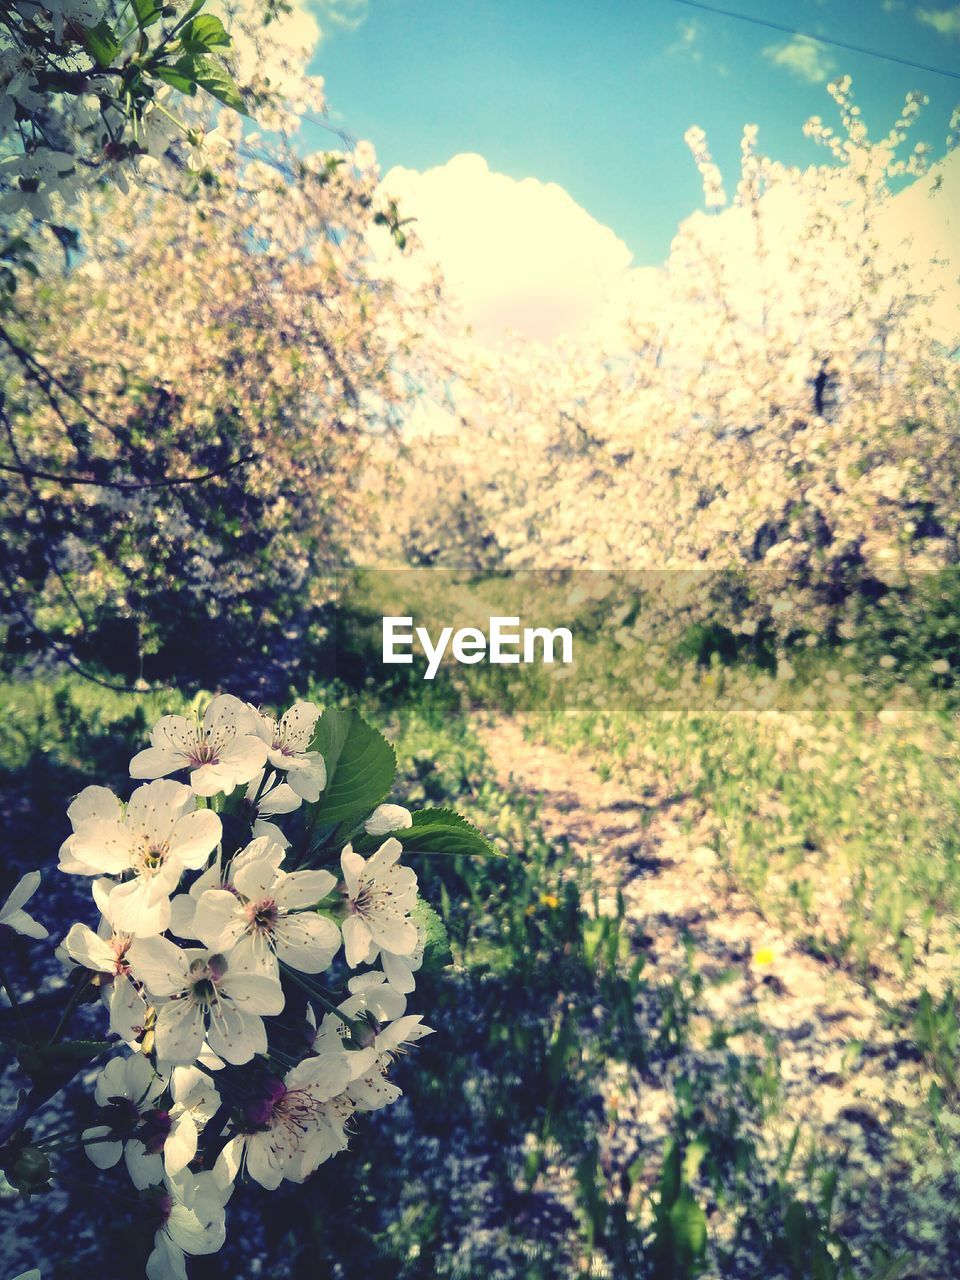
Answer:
top-left (0, 602), bottom-right (954, 1276)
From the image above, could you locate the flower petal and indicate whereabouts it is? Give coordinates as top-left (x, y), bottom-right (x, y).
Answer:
top-left (125, 1140), bottom-right (164, 1189)
top-left (69, 819), bottom-right (136, 875)
top-left (231, 856), bottom-right (280, 904)
top-left (108, 973), bottom-right (147, 1041)
top-left (203, 694), bottom-right (257, 743)
top-left (381, 949), bottom-right (417, 995)
top-left (245, 1133), bottom-right (285, 1190)
top-left (62, 921), bottom-right (114, 972)
top-left (68, 785), bottom-right (121, 827)
top-left (218, 736), bottom-right (269, 787)
top-left (279, 701), bottom-right (321, 751)
top-left (191, 890), bottom-right (246, 952)
top-left (83, 1126), bottom-right (123, 1170)
top-left (147, 1232), bottom-right (188, 1280)
top-left (274, 869), bottom-right (335, 911)
top-left (364, 804), bottom-right (412, 836)
top-left (126, 779), bottom-right (192, 839)
top-left (164, 1110), bottom-right (198, 1178)
top-left (285, 1049), bottom-right (351, 1100)
top-left (274, 913), bottom-right (340, 974)
top-left (128, 936), bottom-right (188, 997)
top-left (205, 1004), bottom-right (266, 1065)
top-left (341, 914), bottom-right (372, 968)
top-left (169, 809), bottom-right (222, 869)
top-left (107, 876), bottom-right (173, 938)
top-left (257, 781), bottom-right (302, 816)
top-left (222, 972), bottom-right (285, 1016)
top-left (130, 746), bottom-right (184, 780)
top-left (286, 755), bottom-right (326, 803)
top-left (340, 845), bottom-right (363, 899)
top-left (189, 762), bottom-right (237, 797)
top-left (369, 915), bottom-right (418, 958)
top-left (3, 909), bottom-right (48, 940)
top-left (155, 999), bottom-right (206, 1066)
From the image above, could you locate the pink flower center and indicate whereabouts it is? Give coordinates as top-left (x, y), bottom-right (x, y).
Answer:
top-left (244, 1076), bottom-right (287, 1130)
top-left (188, 954), bottom-right (228, 1006)
top-left (145, 1188), bottom-right (173, 1232)
top-left (246, 899), bottom-right (279, 936)
top-left (137, 1109), bottom-right (172, 1155)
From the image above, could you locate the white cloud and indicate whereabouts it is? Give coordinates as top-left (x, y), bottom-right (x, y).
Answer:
top-left (763, 34), bottom-right (835, 84)
top-left (378, 153), bottom-right (634, 344)
top-left (668, 19), bottom-right (703, 62)
top-left (916, 5), bottom-right (960, 37)
top-left (311, 0), bottom-right (370, 31)
top-left (373, 143), bottom-right (959, 378)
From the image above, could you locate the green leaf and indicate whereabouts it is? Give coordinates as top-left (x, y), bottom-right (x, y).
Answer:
top-left (132, 0), bottom-right (162, 29)
top-left (154, 60), bottom-right (197, 93)
top-left (413, 898), bottom-right (452, 973)
top-left (783, 1200), bottom-right (810, 1263)
top-left (355, 807), bottom-right (502, 858)
top-left (0, 235), bottom-right (32, 261)
top-left (179, 14), bottom-right (231, 49)
top-left (309, 708), bottom-right (396, 833)
top-left (193, 57), bottom-right (247, 113)
top-left (18, 1039), bottom-right (112, 1082)
top-left (81, 20), bottom-right (121, 69)
top-left (668, 1188), bottom-right (707, 1273)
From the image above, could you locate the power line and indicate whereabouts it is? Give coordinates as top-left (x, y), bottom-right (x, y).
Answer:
top-left (672, 0), bottom-right (960, 81)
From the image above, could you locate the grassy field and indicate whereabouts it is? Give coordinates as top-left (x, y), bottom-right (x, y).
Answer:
top-left (1, 575), bottom-right (959, 1277)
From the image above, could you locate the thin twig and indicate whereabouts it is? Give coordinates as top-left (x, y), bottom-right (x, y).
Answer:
top-left (0, 453), bottom-right (256, 490)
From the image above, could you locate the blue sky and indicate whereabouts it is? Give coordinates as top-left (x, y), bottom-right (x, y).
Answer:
top-left (304, 0), bottom-right (960, 266)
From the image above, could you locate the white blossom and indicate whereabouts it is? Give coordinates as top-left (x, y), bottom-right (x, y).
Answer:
top-left (145, 1168), bottom-right (229, 1280)
top-left (363, 930), bottom-right (425, 995)
top-left (130, 695), bottom-right (268, 797)
top-left (58, 786), bottom-right (122, 876)
top-left (249, 701), bottom-right (327, 801)
top-left (245, 770), bottom-right (302, 846)
top-left (316, 987), bottom-right (433, 1112)
top-left (222, 1050), bottom-right (352, 1189)
top-left (192, 838), bottom-right (340, 975)
top-left (0, 872), bottom-right (48, 941)
top-left (60, 891), bottom-right (145, 1042)
top-left (128, 937), bottom-right (284, 1065)
top-left (82, 1054), bottom-right (169, 1187)
top-left (340, 838), bottom-right (418, 967)
top-left (65, 780), bottom-right (222, 937)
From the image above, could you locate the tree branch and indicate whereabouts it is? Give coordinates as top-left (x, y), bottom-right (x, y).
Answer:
top-left (0, 453), bottom-right (256, 491)
top-left (0, 556), bottom-right (148, 693)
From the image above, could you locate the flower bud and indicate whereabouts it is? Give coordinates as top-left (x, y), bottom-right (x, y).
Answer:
top-left (5, 1144), bottom-right (50, 1192)
top-left (364, 804), bottom-right (412, 837)
top-left (349, 1011), bottom-right (380, 1050)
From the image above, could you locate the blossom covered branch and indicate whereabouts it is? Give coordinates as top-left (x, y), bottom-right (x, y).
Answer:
top-left (0, 692), bottom-right (485, 1280)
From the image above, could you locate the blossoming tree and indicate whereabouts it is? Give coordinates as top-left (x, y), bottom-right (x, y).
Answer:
top-left (386, 80), bottom-right (960, 646)
top-left (1, 0), bottom-right (431, 687)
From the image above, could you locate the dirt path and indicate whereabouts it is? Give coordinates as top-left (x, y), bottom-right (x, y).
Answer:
top-left (477, 714), bottom-right (949, 1277)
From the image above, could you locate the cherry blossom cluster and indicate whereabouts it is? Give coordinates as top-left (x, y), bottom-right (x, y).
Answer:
top-left (0, 0), bottom-right (329, 302)
top-left (3, 694), bottom-right (432, 1280)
